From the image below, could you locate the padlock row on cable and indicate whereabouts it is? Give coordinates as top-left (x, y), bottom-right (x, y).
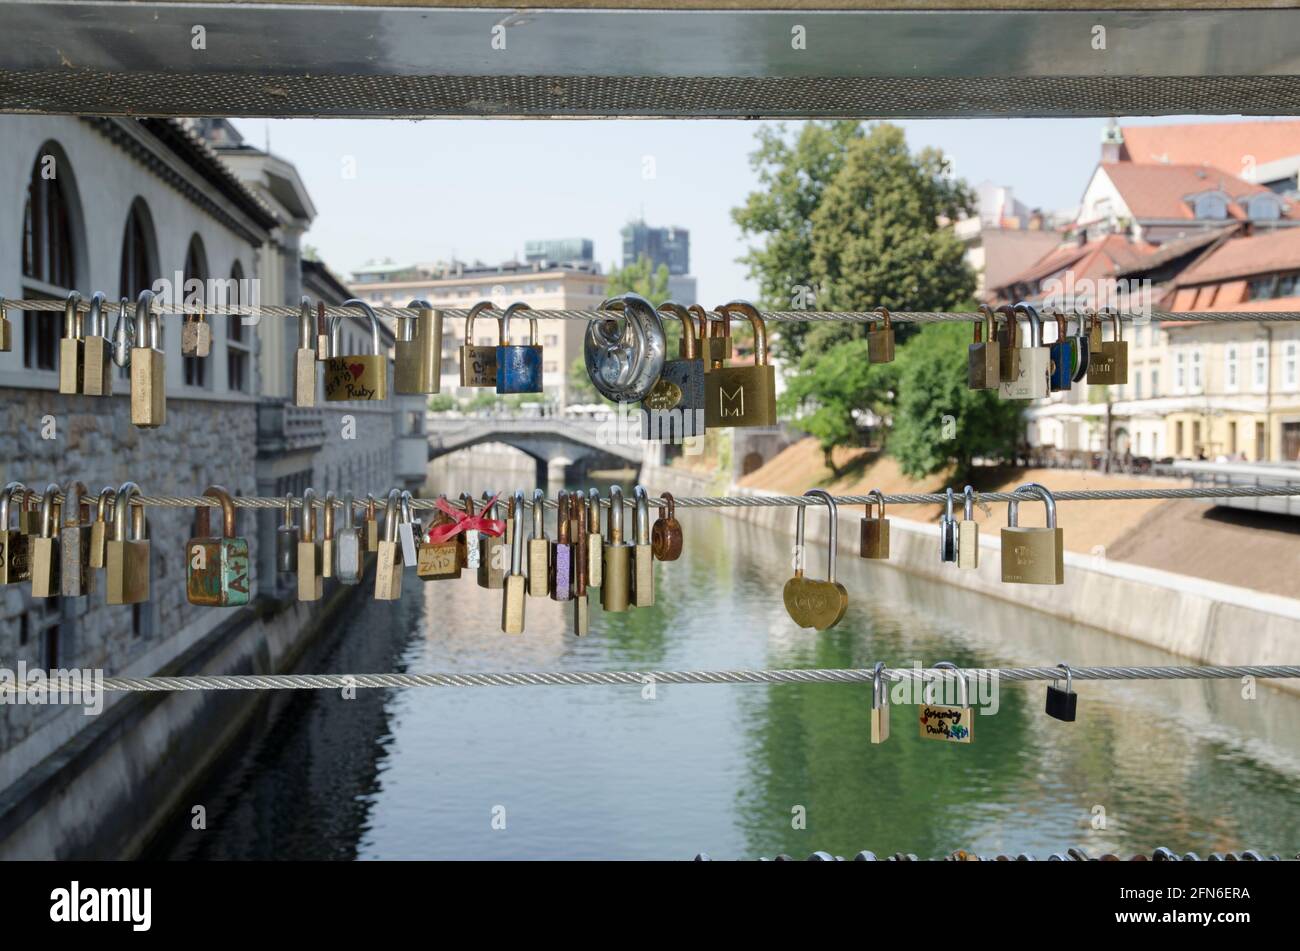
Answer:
top-left (698, 847), bottom-right (1284, 861)
top-left (971, 302), bottom-right (1129, 398)
top-left (783, 482), bottom-right (1065, 633)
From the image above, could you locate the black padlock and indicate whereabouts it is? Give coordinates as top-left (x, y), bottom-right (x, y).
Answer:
top-left (1045, 663), bottom-right (1077, 722)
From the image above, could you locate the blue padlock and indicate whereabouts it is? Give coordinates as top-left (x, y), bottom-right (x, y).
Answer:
top-left (496, 302), bottom-right (544, 394)
top-left (1047, 311), bottom-right (1075, 392)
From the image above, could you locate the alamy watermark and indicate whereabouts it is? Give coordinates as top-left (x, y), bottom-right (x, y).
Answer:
top-left (596, 400), bottom-right (705, 455)
top-left (1041, 273), bottom-right (1153, 322)
top-left (149, 271), bottom-right (263, 324)
top-left (0, 663), bottom-right (104, 716)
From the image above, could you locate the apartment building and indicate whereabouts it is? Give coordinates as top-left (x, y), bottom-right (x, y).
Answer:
top-left (350, 256), bottom-right (608, 407)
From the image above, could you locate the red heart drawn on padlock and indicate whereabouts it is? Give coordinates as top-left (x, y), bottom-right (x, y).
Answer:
top-left (348, 363), bottom-right (365, 380)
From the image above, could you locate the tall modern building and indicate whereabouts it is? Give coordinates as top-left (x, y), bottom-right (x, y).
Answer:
top-left (524, 238), bottom-right (593, 266)
top-left (621, 219), bottom-right (694, 303)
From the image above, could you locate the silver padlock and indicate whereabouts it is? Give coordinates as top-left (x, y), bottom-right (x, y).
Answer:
top-left (336, 491), bottom-right (362, 585)
top-left (460, 492), bottom-right (481, 570)
top-left (60, 480), bottom-right (93, 596)
top-left (584, 294), bottom-right (667, 402)
top-left (398, 491), bottom-right (420, 568)
top-left (939, 487), bottom-right (959, 564)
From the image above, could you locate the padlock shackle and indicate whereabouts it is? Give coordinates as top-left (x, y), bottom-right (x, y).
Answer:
top-left (113, 482), bottom-right (144, 541)
top-left (633, 484), bottom-right (651, 545)
top-left (872, 661), bottom-right (889, 710)
top-left (607, 485), bottom-right (624, 544)
top-left (994, 303), bottom-right (1018, 349)
top-left (480, 489), bottom-right (498, 519)
top-left (975, 304), bottom-right (995, 344)
top-left (322, 490), bottom-right (338, 542)
top-left (199, 485), bottom-right (237, 539)
top-left (398, 491), bottom-right (415, 539)
top-left (556, 491), bottom-right (570, 544)
top-left (872, 305), bottom-right (892, 335)
top-left (0, 481), bottom-right (25, 529)
top-left (588, 488), bottom-right (602, 535)
top-left (1102, 306), bottom-right (1123, 343)
top-left (382, 489), bottom-right (402, 542)
top-left (133, 290), bottom-right (160, 350)
top-left (929, 660), bottom-right (969, 708)
top-left (111, 297), bottom-right (133, 368)
top-left (301, 487), bottom-right (319, 540)
top-left (460, 492), bottom-right (476, 521)
top-left (62, 480), bottom-right (88, 529)
top-left (500, 301), bottom-right (537, 346)
top-left (531, 488), bottom-right (546, 539)
top-left (657, 301), bottom-right (698, 359)
top-left (38, 483), bottom-right (60, 539)
top-left (944, 486), bottom-right (955, 521)
top-left (1006, 481), bottom-right (1057, 529)
top-left (511, 490), bottom-right (526, 573)
top-left (95, 485), bottom-right (116, 526)
top-left (1012, 301), bottom-right (1043, 348)
top-left (342, 492), bottom-right (356, 530)
top-left (331, 299), bottom-right (382, 357)
top-left (465, 300), bottom-right (501, 342)
top-left (365, 493), bottom-right (377, 523)
top-left (63, 291), bottom-right (83, 339)
top-left (1054, 662), bottom-right (1073, 694)
top-left (866, 488), bottom-right (886, 521)
top-left (659, 491), bottom-right (675, 521)
top-left (298, 296), bottom-right (314, 350)
top-left (281, 493), bottom-right (296, 530)
top-left (404, 299), bottom-right (433, 342)
top-left (719, 300), bottom-right (769, 368)
top-left (86, 292), bottom-right (108, 338)
top-left (803, 488), bottom-right (838, 583)
top-left (962, 485), bottom-right (975, 521)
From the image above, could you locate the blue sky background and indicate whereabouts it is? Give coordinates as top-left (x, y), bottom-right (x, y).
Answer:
top-left (233, 116), bottom-right (1281, 303)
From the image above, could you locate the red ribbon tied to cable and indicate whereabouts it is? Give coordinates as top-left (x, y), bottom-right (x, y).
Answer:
top-left (426, 493), bottom-right (506, 545)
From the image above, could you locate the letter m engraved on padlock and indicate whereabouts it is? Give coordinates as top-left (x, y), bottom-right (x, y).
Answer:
top-left (718, 385), bottom-right (745, 418)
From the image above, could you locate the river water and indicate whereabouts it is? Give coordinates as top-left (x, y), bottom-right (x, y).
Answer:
top-left (156, 495), bottom-right (1300, 860)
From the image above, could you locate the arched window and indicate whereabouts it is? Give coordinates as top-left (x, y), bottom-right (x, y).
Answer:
top-left (20, 145), bottom-right (80, 370)
top-left (182, 235), bottom-right (209, 388)
top-left (227, 261), bottom-right (251, 393)
top-left (118, 199), bottom-right (159, 380)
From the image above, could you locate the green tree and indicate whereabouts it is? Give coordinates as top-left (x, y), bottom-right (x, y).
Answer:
top-left (888, 322), bottom-right (1023, 480)
top-left (428, 393), bottom-right (456, 412)
top-left (606, 254), bottom-right (671, 300)
top-left (567, 355), bottom-right (599, 404)
top-left (732, 121), bottom-right (865, 364)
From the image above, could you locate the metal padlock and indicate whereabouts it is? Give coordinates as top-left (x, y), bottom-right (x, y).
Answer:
top-left (782, 489), bottom-right (848, 631)
top-left (642, 301), bottom-right (705, 440)
top-left (417, 494), bottom-right (461, 581)
top-left (1048, 311), bottom-right (1074, 393)
top-left (968, 304), bottom-right (1000, 390)
top-left (1045, 664), bottom-right (1078, 722)
top-left (106, 482), bottom-right (150, 606)
top-left (88, 485), bottom-right (115, 570)
top-left (651, 491), bottom-right (683, 561)
top-left (325, 299), bottom-right (387, 401)
top-left (395, 298), bottom-right (443, 394)
top-left (939, 487), bottom-right (958, 564)
top-left (182, 309), bottom-right (212, 357)
top-left (859, 489), bottom-right (890, 559)
top-left (572, 492), bottom-right (589, 635)
top-left (459, 493), bottom-right (481, 570)
top-left (496, 302), bottom-right (544, 394)
top-left (502, 490), bottom-right (527, 635)
top-left (700, 306), bottom-right (733, 367)
top-left (83, 293), bottom-right (114, 397)
top-left (632, 485), bottom-right (654, 608)
top-left (460, 300), bottom-right (500, 388)
top-left (315, 301), bottom-right (330, 363)
top-left (1068, 311), bottom-right (1091, 383)
top-left (601, 486), bottom-right (633, 613)
top-left (29, 484), bottom-right (62, 599)
top-left (1087, 308), bottom-right (1128, 386)
top-left (321, 491), bottom-right (338, 580)
top-left (1001, 482), bottom-right (1065, 585)
top-left (60, 481), bottom-right (94, 597)
top-left (374, 489), bottom-right (403, 601)
top-left (398, 491), bottom-right (420, 569)
top-left (871, 662), bottom-right (890, 744)
top-left (867, 306), bottom-right (895, 363)
top-left (186, 485), bottom-right (251, 606)
top-left (587, 488), bottom-right (603, 589)
top-left (994, 304), bottom-right (1019, 383)
top-left (997, 302), bottom-right (1050, 401)
top-left (364, 494), bottom-right (379, 554)
top-left (527, 488), bottom-right (551, 597)
top-left (336, 493), bottom-right (363, 585)
top-left (130, 291), bottom-right (166, 428)
top-left (477, 491), bottom-right (507, 589)
top-left (551, 491), bottom-right (573, 602)
top-left (920, 662), bottom-right (973, 744)
top-left (0, 296), bottom-right (11, 352)
top-left (585, 294), bottom-right (667, 402)
top-left (59, 291), bottom-right (84, 395)
top-left (297, 487), bottom-right (323, 602)
top-left (276, 493), bottom-right (299, 573)
top-left (0, 483), bottom-right (32, 585)
top-left (957, 485), bottom-right (979, 570)
top-left (294, 296), bottom-right (317, 407)
top-left (705, 301), bottom-right (777, 428)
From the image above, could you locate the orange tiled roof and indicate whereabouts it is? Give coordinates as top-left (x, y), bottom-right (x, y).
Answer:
top-left (1120, 120), bottom-right (1300, 175)
top-left (1101, 162), bottom-right (1289, 222)
top-left (993, 233), bottom-right (1159, 295)
top-left (1173, 227), bottom-right (1300, 285)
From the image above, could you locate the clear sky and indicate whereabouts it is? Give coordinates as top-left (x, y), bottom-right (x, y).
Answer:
top-left (232, 116), bottom-right (1279, 304)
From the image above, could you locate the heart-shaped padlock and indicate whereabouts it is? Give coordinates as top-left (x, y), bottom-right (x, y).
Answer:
top-left (783, 488), bottom-right (849, 631)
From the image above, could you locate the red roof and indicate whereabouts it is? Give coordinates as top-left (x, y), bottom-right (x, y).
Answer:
top-left (1100, 162), bottom-right (1289, 222)
top-left (993, 233), bottom-right (1159, 297)
top-left (1120, 120), bottom-right (1300, 176)
top-left (1173, 227), bottom-right (1300, 285)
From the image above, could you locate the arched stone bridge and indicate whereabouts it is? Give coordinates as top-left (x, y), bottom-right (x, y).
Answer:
top-left (426, 413), bottom-right (644, 483)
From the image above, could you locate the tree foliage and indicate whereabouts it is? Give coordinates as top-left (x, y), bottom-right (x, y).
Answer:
top-left (605, 254), bottom-right (671, 300)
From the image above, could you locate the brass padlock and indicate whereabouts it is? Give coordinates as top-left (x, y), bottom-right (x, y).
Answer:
top-left (997, 302), bottom-right (1050, 401)
top-left (920, 662), bottom-right (973, 744)
top-left (60, 481), bottom-right (94, 597)
top-left (632, 485), bottom-right (654, 608)
top-left (867, 306), bottom-right (895, 363)
top-left (297, 487), bottom-right (323, 602)
top-left (325, 300), bottom-right (387, 401)
top-left (586, 488), bottom-right (603, 589)
top-left (417, 494), bottom-right (462, 581)
top-left (59, 291), bottom-right (84, 395)
top-left (995, 304), bottom-right (1019, 383)
top-left (705, 301), bottom-right (777, 428)
top-left (695, 305), bottom-right (732, 367)
top-left (181, 309), bottom-right (212, 357)
top-left (642, 301), bottom-right (705, 440)
top-left (106, 482), bottom-right (150, 606)
top-left (871, 662), bottom-right (890, 745)
top-left (1001, 482), bottom-right (1064, 585)
top-left (187, 486), bottom-right (251, 607)
top-left (601, 486), bottom-right (632, 613)
top-left (294, 296), bottom-right (317, 407)
top-left (0, 296), bottom-right (11, 352)
top-left (395, 298), bottom-right (443, 395)
top-left (957, 485), bottom-right (979, 570)
top-left (0, 483), bottom-right (32, 585)
top-left (571, 492), bottom-right (590, 635)
top-left (859, 489), bottom-right (890, 559)
top-left (130, 291), bottom-right (166, 428)
top-left (320, 490), bottom-right (338, 580)
top-left (1087, 308), bottom-right (1128, 386)
top-left (29, 484), bottom-right (62, 599)
top-left (782, 488), bottom-right (848, 631)
top-left (459, 300), bottom-right (500, 388)
top-left (88, 485), bottom-right (115, 570)
top-left (527, 489), bottom-right (551, 598)
top-left (968, 304), bottom-right (1000, 390)
top-left (502, 490), bottom-right (527, 634)
top-left (374, 489), bottom-right (403, 601)
top-left (83, 293), bottom-right (114, 397)
top-left (651, 491), bottom-right (683, 562)
top-left (364, 494), bottom-right (379, 554)
top-left (477, 491), bottom-right (507, 589)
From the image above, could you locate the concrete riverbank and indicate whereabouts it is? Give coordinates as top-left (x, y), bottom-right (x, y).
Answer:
top-left (645, 463), bottom-right (1300, 697)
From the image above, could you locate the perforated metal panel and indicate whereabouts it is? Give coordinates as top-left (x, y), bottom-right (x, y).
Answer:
top-left (0, 3), bottom-right (1298, 118)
